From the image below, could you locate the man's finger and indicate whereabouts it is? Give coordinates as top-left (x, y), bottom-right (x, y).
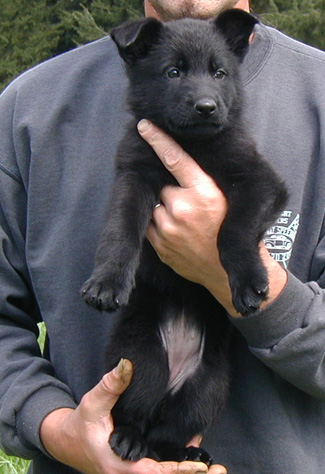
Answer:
top-left (80, 358), bottom-right (133, 420)
top-left (177, 461), bottom-right (208, 474)
top-left (131, 459), bottom-right (209, 474)
top-left (208, 465), bottom-right (228, 474)
top-left (137, 120), bottom-right (214, 189)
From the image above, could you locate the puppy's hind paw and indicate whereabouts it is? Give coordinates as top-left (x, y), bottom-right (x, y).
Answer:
top-left (109, 426), bottom-right (150, 461)
top-left (184, 446), bottom-right (213, 467)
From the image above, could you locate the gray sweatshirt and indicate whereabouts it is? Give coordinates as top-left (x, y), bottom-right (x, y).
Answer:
top-left (0, 23), bottom-right (325, 474)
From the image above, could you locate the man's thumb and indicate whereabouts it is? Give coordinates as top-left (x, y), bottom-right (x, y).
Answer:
top-left (102, 358), bottom-right (133, 396)
top-left (81, 359), bottom-right (133, 420)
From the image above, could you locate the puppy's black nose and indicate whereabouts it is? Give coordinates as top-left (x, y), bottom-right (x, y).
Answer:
top-left (194, 99), bottom-right (217, 117)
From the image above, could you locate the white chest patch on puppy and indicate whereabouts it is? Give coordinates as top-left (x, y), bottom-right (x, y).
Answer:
top-left (159, 312), bottom-right (205, 395)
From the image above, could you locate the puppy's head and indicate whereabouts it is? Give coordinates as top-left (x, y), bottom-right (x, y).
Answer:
top-left (111, 9), bottom-right (258, 139)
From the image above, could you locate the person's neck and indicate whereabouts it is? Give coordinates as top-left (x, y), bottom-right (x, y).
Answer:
top-left (144, 1), bottom-right (250, 19)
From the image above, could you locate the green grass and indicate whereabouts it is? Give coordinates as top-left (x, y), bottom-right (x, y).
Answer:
top-left (0, 454), bottom-right (29, 474)
top-left (0, 323), bottom-right (47, 474)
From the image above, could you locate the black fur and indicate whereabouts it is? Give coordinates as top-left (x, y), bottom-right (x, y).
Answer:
top-left (82, 9), bottom-right (288, 464)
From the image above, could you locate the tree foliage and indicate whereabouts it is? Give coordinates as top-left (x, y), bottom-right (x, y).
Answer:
top-left (59, 0), bottom-right (143, 48)
top-left (0, 0), bottom-right (323, 91)
top-left (0, 0), bottom-right (143, 90)
top-left (251, 0), bottom-right (324, 50)
top-left (0, 0), bottom-right (60, 87)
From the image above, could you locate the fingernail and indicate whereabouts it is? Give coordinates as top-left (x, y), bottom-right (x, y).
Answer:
top-left (137, 119), bottom-right (151, 133)
top-left (114, 358), bottom-right (133, 383)
top-left (114, 358), bottom-right (125, 376)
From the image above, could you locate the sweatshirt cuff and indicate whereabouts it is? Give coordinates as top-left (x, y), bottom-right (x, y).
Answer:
top-left (15, 386), bottom-right (77, 459)
top-left (229, 271), bottom-right (316, 349)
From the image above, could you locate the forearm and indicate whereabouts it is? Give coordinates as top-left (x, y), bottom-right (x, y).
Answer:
top-left (40, 408), bottom-right (77, 465)
top-left (230, 270), bottom-right (325, 398)
top-left (39, 365), bottom-right (132, 474)
top-left (0, 172), bottom-right (78, 458)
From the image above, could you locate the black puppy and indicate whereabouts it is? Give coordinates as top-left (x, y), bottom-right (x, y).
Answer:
top-left (82, 9), bottom-right (288, 464)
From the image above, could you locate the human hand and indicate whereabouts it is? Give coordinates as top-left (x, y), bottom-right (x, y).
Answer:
top-left (137, 119), bottom-right (236, 315)
top-left (40, 359), bottom-right (227, 474)
top-left (138, 120), bottom-right (287, 317)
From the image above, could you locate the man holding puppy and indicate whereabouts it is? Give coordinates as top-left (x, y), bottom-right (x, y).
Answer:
top-left (0, 1), bottom-right (324, 473)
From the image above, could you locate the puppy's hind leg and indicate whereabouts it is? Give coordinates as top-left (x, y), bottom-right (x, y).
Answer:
top-left (109, 425), bottom-right (160, 461)
top-left (145, 344), bottom-right (230, 465)
top-left (105, 292), bottom-right (171, 461)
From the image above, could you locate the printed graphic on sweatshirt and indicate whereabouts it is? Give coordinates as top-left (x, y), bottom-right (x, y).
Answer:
top-left (264, 211), bottom-right (300, 269)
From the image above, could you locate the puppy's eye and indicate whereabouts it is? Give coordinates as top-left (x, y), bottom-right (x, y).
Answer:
top-left (213, 69), bottom-right (227, 79)
top-left (166, 67), bottom-right (180, 78)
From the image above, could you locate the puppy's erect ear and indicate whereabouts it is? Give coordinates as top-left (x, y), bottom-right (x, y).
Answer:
top-left (213, 9), bottom-right (259, 62)
top-left (110, 17), bottom-right (163, 65)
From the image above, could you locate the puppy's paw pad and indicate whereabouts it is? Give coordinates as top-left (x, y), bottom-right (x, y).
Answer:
top-left (185, 447), bottom-right (213, 467)
top-left (109, 426), bottom-right (148, 461)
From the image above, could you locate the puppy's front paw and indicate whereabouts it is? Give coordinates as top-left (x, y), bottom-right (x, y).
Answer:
top-left (81, 273), bottom-right (133, 311)
top-left (109, 426), bottom-right (149, 461)
top-left (229, 268), bottom-right (269, 316)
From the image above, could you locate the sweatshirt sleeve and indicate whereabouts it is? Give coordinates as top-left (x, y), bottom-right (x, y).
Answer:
top-left (230, 270), bottom-right (325, 400)
top-left (0, 85), bottom-right (77, 459)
